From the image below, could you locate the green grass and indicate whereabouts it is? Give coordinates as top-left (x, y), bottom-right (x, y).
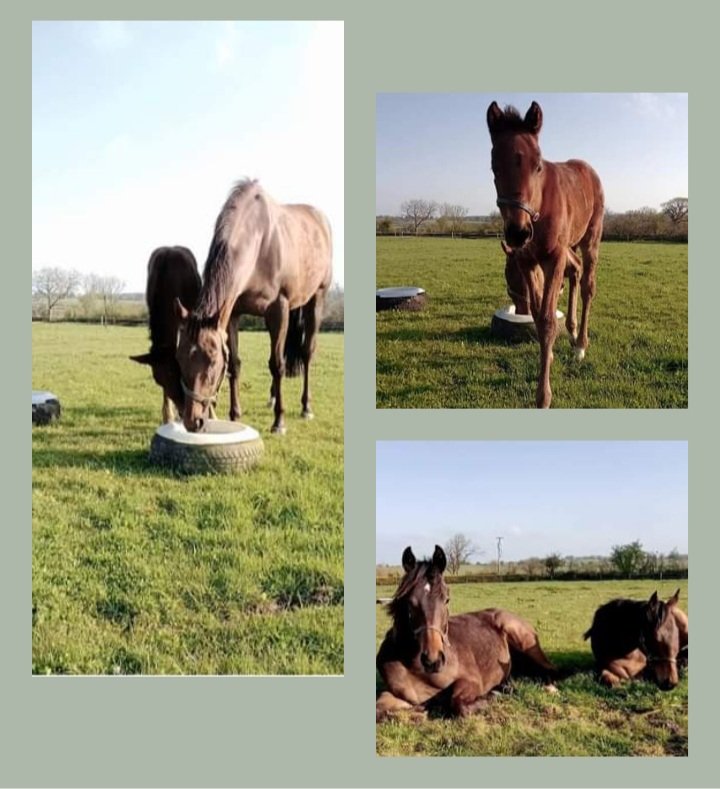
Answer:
top-left (32, 323), bottom-right (343, 675)
top-left (376, 579), bottom-right (688, 756)
top-left (376, 238), bottom-right (687, 408)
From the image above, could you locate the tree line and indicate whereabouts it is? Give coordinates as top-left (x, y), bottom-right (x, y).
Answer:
top-left (377, 197), bottom-right (688, 242)
top-left (377, 535), bottom-right (687, 585)
top-left (31, 266), bottom-right (345, 329)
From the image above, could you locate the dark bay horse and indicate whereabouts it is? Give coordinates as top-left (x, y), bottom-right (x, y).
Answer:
top-left (584, 590), bottom-right (688, 690)
top-left (487, 101), bottom-right (604, 407)
top-left (130, 245), bottom-right (243, 423)
top-left (376, 546), bottom-right (558, 720)
top-left (130, 246), bottom-right (202, 423)
top-left (175, 179), bottom-right (333, 434)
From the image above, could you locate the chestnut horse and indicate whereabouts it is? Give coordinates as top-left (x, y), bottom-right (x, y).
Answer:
top-left (130, 245), bottom-right (242, 423)
top-left (376, 546), bottom-right (558, 720)
top-left (487, 101), bottom-right (604, 407)
top-left (175, 179), bottom-right (333, 434)
top-left (584, 590), bottom-right (688, 690)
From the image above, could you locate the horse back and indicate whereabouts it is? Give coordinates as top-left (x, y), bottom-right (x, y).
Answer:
top-left (146, 246), bottom-right (201, 349)
top-left (585, 598), bottom-right (644, 661)
top-left (547, 159), bottom-right (604, 245)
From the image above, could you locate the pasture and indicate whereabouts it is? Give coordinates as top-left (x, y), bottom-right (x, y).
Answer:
top-left (376, 238), bottom-right (688, 408)
top-left (376, 578), bottom-right (688, 756)
top-left (32, 323), bottom-right (343, 674)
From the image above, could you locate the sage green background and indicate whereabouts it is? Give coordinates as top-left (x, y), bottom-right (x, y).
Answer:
top-left (4, 0), bottom-right (713, 786)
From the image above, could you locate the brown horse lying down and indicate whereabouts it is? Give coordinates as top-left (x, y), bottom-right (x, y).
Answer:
top-left (584, 590), bottom-right (688, 690)
top-left (376, 546), bottom-right (557, 720)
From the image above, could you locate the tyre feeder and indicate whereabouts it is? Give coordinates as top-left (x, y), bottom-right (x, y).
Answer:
top-left (376, 286), bottom-right (426, 312)
top-left (32, 391), bottom-right (61, 425)
top-left (490, 304), bottom-right (565, 342)
top-left (149, 419), bottom-right (264, 474)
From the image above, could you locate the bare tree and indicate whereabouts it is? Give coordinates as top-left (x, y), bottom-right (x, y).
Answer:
top-left (32, 267), bottom-right (81, 321)
top-left (441, 203), bottom-right (469, 235)
top-left (401, 199), bottom-right (438, 235)
top-left (661, 197), bottom-right (688, 225)
top-left (443, 533), bottom-right (479, 575)
top-left (85, 274), bottom-right (126, 324)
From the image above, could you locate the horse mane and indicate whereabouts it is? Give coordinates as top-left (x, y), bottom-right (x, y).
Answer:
top-left (496, 105), bottom-right (531, 133)
top-left (194, 178), bottom-right (276, 322)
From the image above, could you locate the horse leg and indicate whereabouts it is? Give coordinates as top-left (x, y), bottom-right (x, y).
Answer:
top-left (565, 247), bottom-right (582, 344)
top-left (227, 316), bottom-right (242, 420)
top-left (265, 296), bottom-right (289, 434)
top-left (162, 393), bottom-right (175, 424)
top-left (300, 292), bottom-right (325, 419)
top-left (448, 678), bottom-right (485, 718)
top-left (531, 254), bottom-right (564, 408)
top-left (600, 651), bottom-right (647, 687)
top-left (575, 235), bottom-right (600, 361)
top-left (376, 690), bottom-right (419, 722)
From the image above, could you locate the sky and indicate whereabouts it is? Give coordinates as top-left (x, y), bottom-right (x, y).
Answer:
top-left (376, 92), bottom-right (687, 216)
top-left (376, 441), bottom-right (687, 565)
top-left (32, 21), bottom-right (344, 292)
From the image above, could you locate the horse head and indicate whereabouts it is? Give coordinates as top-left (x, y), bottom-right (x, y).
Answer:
top-left (389, 545), bottom-right (450, 674)
top-left (174, 300), bottom-right (228, 432)
top-left (130, 349), bottom-right (184, 414)
top-left (642, 589), bottom-right (681, 690)
top-left (487, 101), bottom-right (544, 250)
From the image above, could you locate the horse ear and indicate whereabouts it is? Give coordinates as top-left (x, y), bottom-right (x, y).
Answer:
top-left (667, 589), bottom-right (681, 607)
top-left (129, 353), bottom-right (152, 365)
top-left (487, 101), bottom-right (504, 134)
top-left (432, 545), bottom-right (447, 574)
top-left (174, 298), bottom-right (189, 321)
top-left (524, 101), bottom-right (543, 134)
top-left (401, 547), bottom-right (416, 573)
top-left (648, 591), bottom-right (659, 606)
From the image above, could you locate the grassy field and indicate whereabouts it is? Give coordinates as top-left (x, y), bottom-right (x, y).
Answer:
top-left (376, 238), bottom-right (687, 408)
top-left (32, 323), bottom-right (343, 675)
top-left (376, 578), bottom-right (688, 756)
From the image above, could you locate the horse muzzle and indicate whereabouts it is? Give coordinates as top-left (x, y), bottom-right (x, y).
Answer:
top-left (504, 222), bottom-right (532, 249)
top-left (420, 650), bottom-right (446, 674)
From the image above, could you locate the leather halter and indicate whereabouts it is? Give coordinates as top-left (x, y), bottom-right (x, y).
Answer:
top-left (180, 338), bottom-right (229, 410)
top-left (496, 196), bottom-right (540, 223)
top-left (414, 624), bottom-right (448, 646)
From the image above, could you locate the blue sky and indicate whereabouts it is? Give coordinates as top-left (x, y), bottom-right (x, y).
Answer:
top-left (376, 441), bottom-right (687, 565)
top-left (376, 92), bottom-right (687, 216)
top-left (32, 21), bottom-right (344, 292)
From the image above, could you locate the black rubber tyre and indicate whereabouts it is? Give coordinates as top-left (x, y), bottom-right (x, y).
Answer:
top-left (32, 393), bottom-right (61, 425)
top-left (149, 424), bottom-right (264, 474)
top-left (376, 287), bottom-right (427, 312)
top-left (490, 306), bottom-right (565, 343)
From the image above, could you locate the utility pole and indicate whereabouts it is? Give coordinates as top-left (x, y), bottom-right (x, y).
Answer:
top-left (496, 536), bottom-right (504, 577)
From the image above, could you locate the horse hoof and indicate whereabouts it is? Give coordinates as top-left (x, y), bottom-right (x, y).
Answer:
top-left (574, 347), bottom-right (586, 361)
top-left (270, 424), bottom-right (287, 435)
top-left (543, 683), bottom-right (559, 694)
top-left (301, 411), bottom-right (314, 420)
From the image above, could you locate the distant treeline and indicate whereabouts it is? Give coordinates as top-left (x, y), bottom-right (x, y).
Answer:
top-left (377, 199), bottom-right (688, 243)
top-left (377, 567), bottom-right (689, 587)
top-left (31, 283), bottom-right (345, 330)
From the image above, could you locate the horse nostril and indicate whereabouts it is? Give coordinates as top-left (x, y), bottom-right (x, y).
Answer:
top-left (194, 417), bottom-right (205, 431)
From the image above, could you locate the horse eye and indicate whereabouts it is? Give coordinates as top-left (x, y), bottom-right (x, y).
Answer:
top-left (536, 163), bottom-right (542, 173)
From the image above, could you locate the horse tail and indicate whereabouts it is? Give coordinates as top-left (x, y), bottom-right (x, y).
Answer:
top-left (583, 627), bottom-right (592, 640)
top-left (284, 307), bottom-right (305, 377)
